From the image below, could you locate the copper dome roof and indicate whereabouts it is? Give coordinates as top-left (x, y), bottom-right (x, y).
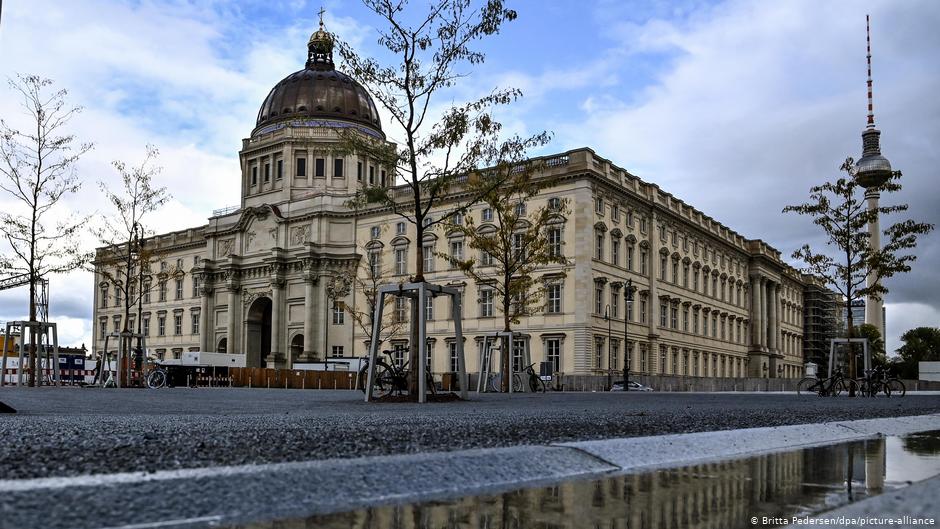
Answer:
top-left (252, 19), bottom-right (382, 137)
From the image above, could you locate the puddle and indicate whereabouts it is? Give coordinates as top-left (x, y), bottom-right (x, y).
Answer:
top-left (225, 430), bottom-right (940, 529)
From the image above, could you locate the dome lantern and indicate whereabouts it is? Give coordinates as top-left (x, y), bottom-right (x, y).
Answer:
top-left (306, 7), bottom-right (335, 70)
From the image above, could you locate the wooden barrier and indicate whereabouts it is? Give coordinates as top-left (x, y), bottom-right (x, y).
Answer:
top-left (225, 367), bottom-right (360, 390)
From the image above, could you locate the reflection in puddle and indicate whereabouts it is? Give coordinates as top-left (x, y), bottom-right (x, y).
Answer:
top-left (230, 430), bottom-right (940, 529)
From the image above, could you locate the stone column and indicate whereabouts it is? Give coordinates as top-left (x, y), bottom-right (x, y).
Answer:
top-left (750, 276), bottom-right (761, 348)
top-left (270, 279), bottom-right (284, 366)
top-left (226, 284), bottom-right (239, 354)
top-left (303, 271), bottom-right (316, 360)
top-left (758, 277), bottom-right (767, 349)
top-left (319, 278), bottom-right (330, 359)
top-left (768, 281), bottom-right (778, 352)
top-left (199, 285), bottom-right (213, 351)
top-left (648, 210), bottom-right (659, 337)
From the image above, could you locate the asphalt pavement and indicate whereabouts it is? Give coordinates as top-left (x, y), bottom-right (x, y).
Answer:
top-left (1, 387), bottom-right (938, 480)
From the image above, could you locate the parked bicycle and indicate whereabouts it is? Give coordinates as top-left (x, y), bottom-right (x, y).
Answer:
top-left (857, 368), bottom-right (891, 397)
top-left (797, 368), bottom-right (854, 397)
top-left (358, 350), bottom-right (436, 398)
top-left (878, 366), bottom-right (906, 397)
top-left (146, 363), bottom-right (173, 389)
top-left (484, 363), bottom-right (546, 393)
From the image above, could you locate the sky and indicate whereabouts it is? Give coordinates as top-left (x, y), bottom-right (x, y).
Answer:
top-left (0, 0), bottom-right (937, 355)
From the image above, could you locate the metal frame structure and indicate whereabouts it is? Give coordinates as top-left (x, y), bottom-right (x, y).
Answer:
top-left (363, 282), bottom-right (467, 403)
top-left (828, 338), bottom-right (870, 377)
top-left (0, 321), bottom-right (60, 387)
top-left (476, 330), bottom-right (531, 394)
top-left (101, 331), bottom-right (147, 388)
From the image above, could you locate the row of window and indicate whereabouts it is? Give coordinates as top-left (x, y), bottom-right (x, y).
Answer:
top-left (248, 156), bottom-right (388, 187)
top-left (99, 310), bottom-right (200, 339)
top-left (100, 275), bottom-right (201, 308)
top-left (591, 340), bottom-right (762, 378)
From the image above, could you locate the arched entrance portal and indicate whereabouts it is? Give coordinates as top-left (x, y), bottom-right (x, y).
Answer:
top-left (290, 334), bottom-right (303, 363)
top-left (246, 297), bottom-right (272, 367)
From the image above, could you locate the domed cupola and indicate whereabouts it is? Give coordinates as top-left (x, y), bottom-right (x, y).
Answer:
top-left (253, 15), bottom-right (383, 138)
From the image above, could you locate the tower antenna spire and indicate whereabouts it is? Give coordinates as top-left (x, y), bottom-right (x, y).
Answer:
top-left (866, 14), bottom-right (875, 128)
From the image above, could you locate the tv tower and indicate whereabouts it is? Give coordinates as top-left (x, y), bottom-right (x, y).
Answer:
top-left (854, 15), bottom-right (892, 338)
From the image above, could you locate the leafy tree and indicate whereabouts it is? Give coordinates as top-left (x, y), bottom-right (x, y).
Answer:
top-left (92, 145), bottom-right (169, 376)
top-left (339, 0), bottom-right (547, 397)
top-left (0, 75), bottom-right (92, 385)
top-left (855, 323), bottom-right (886, 369)
top-left (783, 158), bottom-right (934, 389)
top-left (439, 163), bottom-right (569, 390)
top-left (893, 326), bottom-right (940, 379)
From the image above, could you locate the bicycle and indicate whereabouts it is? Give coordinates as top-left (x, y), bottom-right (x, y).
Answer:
top-left (857, 368), bottom-right (890, 398)
top-left (358, 350), bottom-right (436, 398)
top-left (484, 363), bottom-right (546, 393)
top-left (146, 363), bottom-right (174, 389)
top-left (796, 368), bottom-right (853, 397)
top-left (880, 366), bottom-right (906, 397)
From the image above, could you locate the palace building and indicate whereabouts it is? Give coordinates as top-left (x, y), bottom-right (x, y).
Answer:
top-left (93, 23), bottom-right (814, 379)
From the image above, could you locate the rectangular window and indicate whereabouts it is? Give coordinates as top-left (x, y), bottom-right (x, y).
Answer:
top-left (595, 233), bottom-right (604, 260)
top-left (394, 248), bottom-right (407, 275)
top-left (332, 304), bottom-right (345, 325)
top-left (296, 157), bottom-right (306, 177)
top-left (672, 261), bottom-right (679, 284)
top-left (640, 344), bottom-right (648, 372)
top-left (640, 299), bottom-right (647, 323)
top-left (191, 313), bottom-right (199, 335)
top-left (357, 161), bottom-right (363, 181)
top-left (100, 286), bottom-right (108, 308)
top-left (612, 340), bottom-right (619, 371)
top-left (315, 158), bottom-right (325, 177)
top-left (547, 284), bottom-right (561, 314)
top-left (693, 269), bottom-right (699, 291)
top-left (480, 289), bottom-right (494, 317)
top-left (159, 281), bottom-right (167, 302)
top-left (548, 228), bottom-right (562, 258)
top-left (175, 279), bottom-right (183, 300)
top-left (612, 239), bottom-right (620, 266)
top-left (174, 314), bottom-right (182, 335)
top-left (611, 205), bottom-right (620, 222)
top-left (693, 312), bottom-right (699, 334)
top-left (660, 255), bottom-right (668, 280)
top-left (450, 240), bottom-right (463, 262)
top-left (546, 339), bottom-right (560, 373)
top-left (380, 170), bottom-right (386, 187)
top-left (627, 245), bottom-right (634, 271)
top-left (396, 222), bottom-right (406, 235)
top-left (394, 297), bottom-right (407, 323)
top-left (712, 314), bottom-right (718, 337)
top-left (683, 307), bottom-right (689, 331)
top-left (449, 342), bottom-right (459, 372)
top-left (99, 319), bottom-right (106, 337)
top-left (512, 340), bottom-right (525, 372)
top-left (671, 306), bottom-right (678, 329)
top-left (369, 166), bottom-right (375, 185)
top-left (482, 208), bottom-right (493, 222)
top-left (683, 264), bottom-right (689, 288)
top-left (423, 245), bottom-right (434, 273)
top-left (595, 285), bottom-right (603, 314)
top-left (332, 346), bottom-right (344, 358)
top-left (333, 158), bottom-right (344, 178)
top-left (425, 296), bottom-right (433, 321)
top-left (512, 233), bottom-right (525, 261)
top-left (143, 318), bottom-right (150, 336)
top-left (276, 159), bottom-right (283, 180)
top-left (264, 163), bottom-right (271, 183)
top-left (251, 166), bottom-right (258, 186)
top-left (192, 275), bottom-right (200, 298)
top-left (611, 288), bottom-right (619, 319)
top-left (640, 249), bottom-right (648, 275)
top-left (595, 339), bottom-right (604, 369)
top-left (660, 304), bottom-right (668, 327)
top-left (158, 316), bottom-right (166, 337)
top-left (595, 198), bottom-right (604, 214)
top-left (481, 249), bottom-right (494, 266)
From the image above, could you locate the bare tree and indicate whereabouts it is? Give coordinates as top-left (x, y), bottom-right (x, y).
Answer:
top-left (439, 162), bottom-right (569, 390)
top-left (339, 0), bottom-right (547, 396)
top-left (783, 158), bottom-right (933, 389)
top-left (0, 75), bottom-right (92, 385)
top-left (92, 145), bottom-right (169, 372)
top-left (349, 228), bottom-right (406, 362)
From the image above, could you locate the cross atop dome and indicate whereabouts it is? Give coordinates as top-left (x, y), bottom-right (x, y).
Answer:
top-left (306, 7), bottom-right (335, 70)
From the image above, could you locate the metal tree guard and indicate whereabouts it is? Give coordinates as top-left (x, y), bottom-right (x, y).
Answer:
top-left (0, 321), bottom-right (61, 387)
top-left (363, 281), bottom-right (468, 403)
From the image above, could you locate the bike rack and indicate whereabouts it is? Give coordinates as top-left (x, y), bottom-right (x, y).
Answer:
top-left (0, 321), bottom-right (60, 387)
top-left (100, 331), bottom-right (147, 388)
top-left (477, 330), bottom-right (531, 394)
top-left (364, 281), bottom-right (468, 403)
top-left (828, 338), bottom-right (870, 378)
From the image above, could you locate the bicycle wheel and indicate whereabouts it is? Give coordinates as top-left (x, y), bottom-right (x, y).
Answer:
top-left (511, 373), bottom-right (524, 392)
top-left (370, 361), bottom-right (396, 398)
top-left (357, 366), bottom-right (368, 393)
top-left (887, 379), bottom-right (906, 397)
top-left (874, 381), bottom-right (891, 397)
top-left (487, 374), bottom-right (502, 392)
top-left (838, 379), bottom-right (859, 397)
top-left (796, 378), bottom-right (818, 396)
top-left (529, 374), bottom-right (546, 393)
top-left (146, 370), bottom-right (167, 389)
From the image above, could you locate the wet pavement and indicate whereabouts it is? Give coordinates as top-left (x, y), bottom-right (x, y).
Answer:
top-left (226, 430), bottom-right (940, 529)
top-left (1, 388), bottom-right (938, 480)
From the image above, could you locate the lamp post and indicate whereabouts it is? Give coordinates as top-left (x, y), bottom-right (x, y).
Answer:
top-left (604, 304), bottom-right (612, 390)
top-left (624, 279), bottom-right (633, 389)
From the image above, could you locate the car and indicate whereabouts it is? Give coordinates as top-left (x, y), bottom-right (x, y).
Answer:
top-left (609, 380), bottom-right (654, 392)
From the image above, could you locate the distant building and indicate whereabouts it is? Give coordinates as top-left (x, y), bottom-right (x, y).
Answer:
top-left (802, 283), bottom-right (841, 369)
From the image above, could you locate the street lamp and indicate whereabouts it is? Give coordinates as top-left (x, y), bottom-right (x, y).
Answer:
top-left (604, 304), bottom-right (612, 390)
top-left (623, 279), bottom-right (634, 389)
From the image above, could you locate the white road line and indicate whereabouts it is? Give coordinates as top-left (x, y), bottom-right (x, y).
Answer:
top-left (98, 515), bottom-right (222, 529)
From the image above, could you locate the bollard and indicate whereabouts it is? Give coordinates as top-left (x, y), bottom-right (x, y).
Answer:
top-left (266, 377), bottom-right (270, 389)
top-left (302, 377), bottom-right (305, 390)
